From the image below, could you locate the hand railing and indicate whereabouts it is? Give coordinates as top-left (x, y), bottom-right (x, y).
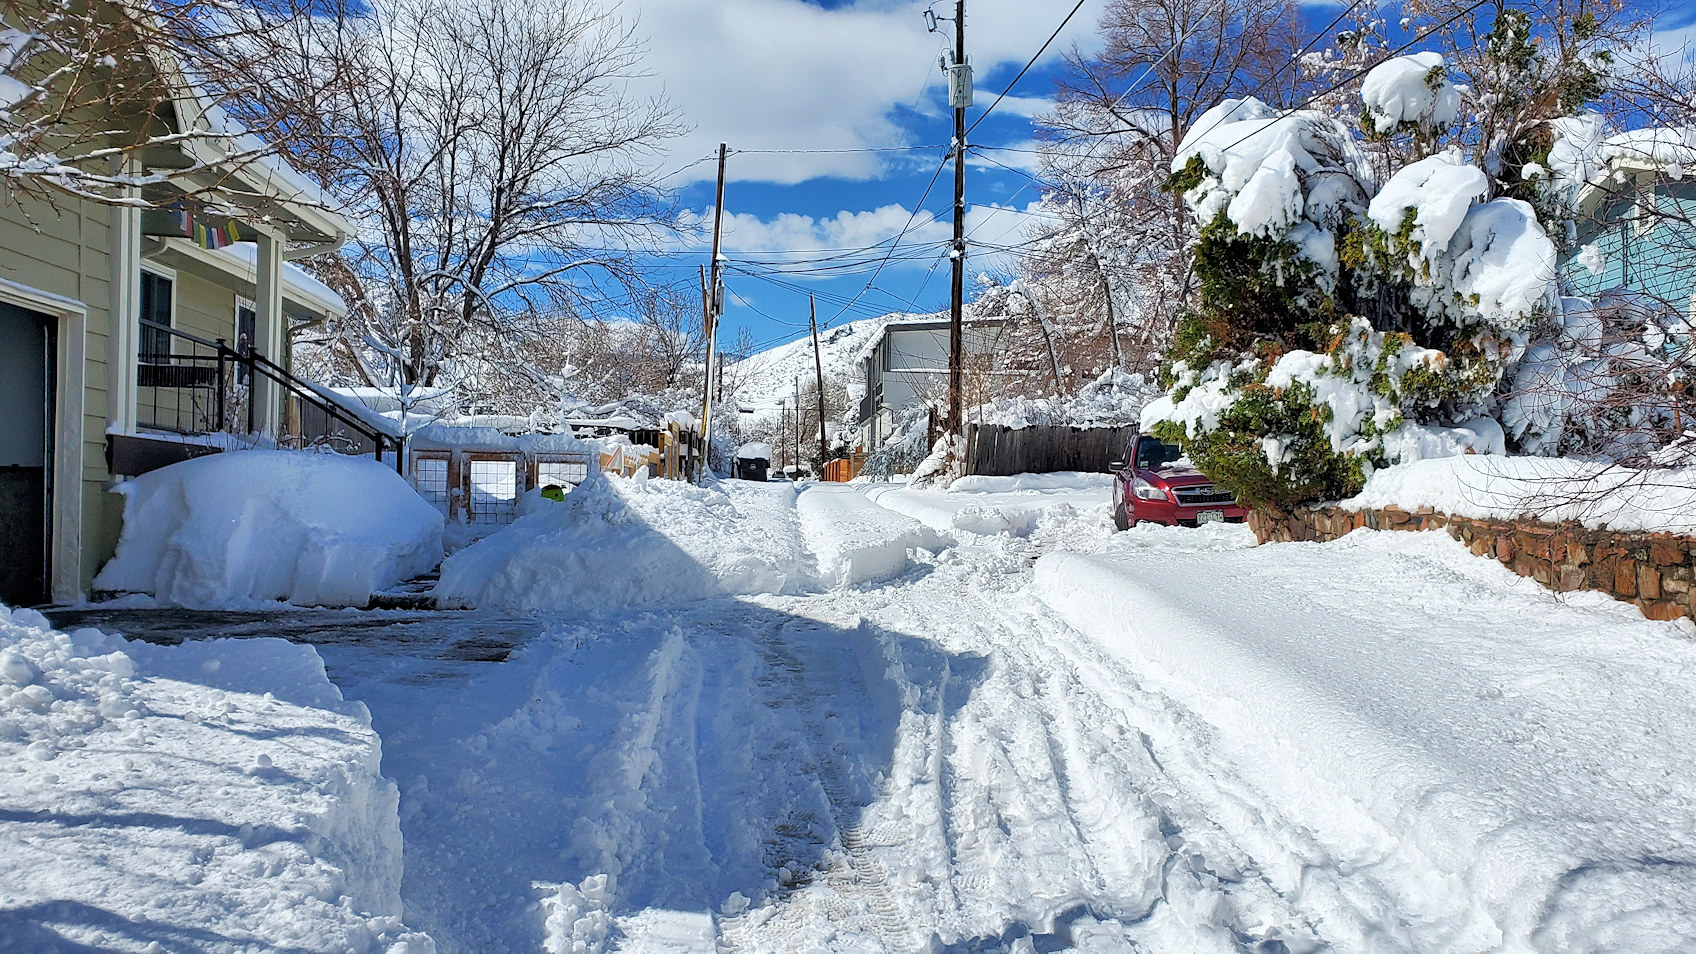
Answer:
top-left (135, 319), bottom-right (394, 465)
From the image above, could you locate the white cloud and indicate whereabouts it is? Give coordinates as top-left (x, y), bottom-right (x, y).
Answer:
top-left (675, 196), bottom-right (1048, 275)
top-left (625, 0), bottom-right (1097, 185)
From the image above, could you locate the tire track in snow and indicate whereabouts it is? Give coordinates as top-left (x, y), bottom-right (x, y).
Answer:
top-left (718, 617), bottom-right (922, 952)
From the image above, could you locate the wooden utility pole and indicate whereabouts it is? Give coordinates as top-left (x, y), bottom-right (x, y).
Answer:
top-left (793, 375), bottom-right (802, 476)
top-left (697, 143), bottom-right (729, 482)
top-left (809, 295), bottom-right (828, 466)
top-left (947, 0), bottom-right (968, 440)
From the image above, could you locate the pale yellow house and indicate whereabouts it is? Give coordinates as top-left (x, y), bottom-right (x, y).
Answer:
top-left (0, 48), bottom-right (356, 605)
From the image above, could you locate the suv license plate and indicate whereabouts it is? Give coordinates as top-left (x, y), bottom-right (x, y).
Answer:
top-left (1197, 510), bottom-right (1224, 524)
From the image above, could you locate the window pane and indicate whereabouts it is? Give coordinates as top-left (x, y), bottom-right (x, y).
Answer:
top-left (139, 272), bottom-right (173, 365)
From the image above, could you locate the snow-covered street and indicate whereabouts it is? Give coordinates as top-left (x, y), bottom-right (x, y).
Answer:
top-left (11, 475), bottom-right (1696, 952)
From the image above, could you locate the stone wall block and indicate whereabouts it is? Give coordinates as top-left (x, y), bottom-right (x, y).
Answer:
top-left (1557, 565), bottom-right (1585, 592)
top-left (1640, 564), bottom-right (1663, 601)
top-left (1616, 561), bottom-right (1638, 597)
top-left (1495, 535), bottom-right (1516, 563)
top-left (1651, 540), bottom-right (1683, 566)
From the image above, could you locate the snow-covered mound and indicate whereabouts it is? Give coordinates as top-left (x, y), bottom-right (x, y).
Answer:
top-left (0, 603), bottom-right (428, 952)
top-left (866, 472), bottom-right (1112, 537)
top-left (434, 474), bottom-right (810, 610)
top-left (96, 451), bottom-right (444, 608)
top-left (1035, 528), bottom-right (1696, 951)
top-left (796, 484), bottom-right (948, 587)
top-left (1342, 455), bottom-right (1696, 534)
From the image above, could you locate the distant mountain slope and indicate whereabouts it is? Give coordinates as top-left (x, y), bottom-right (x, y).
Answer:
top-left (731, 312), bottom-right (937, 424)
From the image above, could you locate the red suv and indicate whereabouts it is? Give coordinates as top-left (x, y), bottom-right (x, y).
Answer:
top-left (1112, 435), bottom-right (1247, 530)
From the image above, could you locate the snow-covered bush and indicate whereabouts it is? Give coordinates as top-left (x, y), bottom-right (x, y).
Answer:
top-left (1360, 52), bottom-right (1462, 144)
top-left (1143, 56), bottom-right (1579, 507)
top-left (860, 404), bottom-right (933, 480)
top-left (1504, 292), bottom-right (1696, 458)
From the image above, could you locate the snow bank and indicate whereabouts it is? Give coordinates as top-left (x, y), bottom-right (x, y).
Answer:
top-left (0, 603), bottom-right (428, 952)
top-left (866, 472), bottom-right (1111, 538)
top-left (96, 451), bottom-right (444, 608)
top-left (948, 472), bottom-right (1114, 494)
top-left (1035, 529), bottom-right (1696, 951)
top-left (796, 484), bottom-right (948, 587)
top-left (434, 474), bottom-right (809, 610)
top-left (1341, 455), bottom-right (1696, 534)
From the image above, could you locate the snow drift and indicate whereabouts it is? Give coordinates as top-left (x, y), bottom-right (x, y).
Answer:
top-left (1035, 528), bottom-right (1696, 951)
top-left (796, 484), bottom-right (948, 587)
top-left (434, 474), bottom-right (809, 611)
top-left (96, 451), bottom-right (444, 608)
top-left (0, 602), bottom-right (429, 952)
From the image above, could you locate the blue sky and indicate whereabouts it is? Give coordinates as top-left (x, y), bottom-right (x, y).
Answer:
top-left (627, 0), bottom-right (1695, 357)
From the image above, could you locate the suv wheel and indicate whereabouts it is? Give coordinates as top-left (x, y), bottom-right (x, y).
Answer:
top-left (1113, 496), bottom-right (1131, 531)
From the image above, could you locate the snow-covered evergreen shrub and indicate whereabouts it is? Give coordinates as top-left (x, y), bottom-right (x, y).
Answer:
top-left (1144, 64), bottom-right (1533, 506)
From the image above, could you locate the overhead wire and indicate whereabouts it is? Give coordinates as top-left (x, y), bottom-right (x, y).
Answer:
top-left (964, 0), bottom-right (1090, 138)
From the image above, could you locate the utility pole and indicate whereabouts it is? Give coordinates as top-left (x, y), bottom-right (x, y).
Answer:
top-left (793, 375), bottom-right (802, 477)
top-left (938, 0), bottom-right (970, 440)
top-left (697, 143), bottom-right (729, 482)
top-left (809, 295), bottom-right (828, 467)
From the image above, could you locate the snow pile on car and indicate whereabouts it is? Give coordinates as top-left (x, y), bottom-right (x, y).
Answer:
top-left (95, 450), bottom-right (444, 608)
top-left (434, 473), bottom-right (810, 610)
top-left (1341, 454), bottom-right (1696, 534)
top-left (796, 484), bottom-right (948, 587)
top-left (0, 602), bottom-right (429, 952)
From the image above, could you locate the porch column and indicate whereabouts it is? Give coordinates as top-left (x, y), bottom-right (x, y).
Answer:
top-left (253, 226), bottom-right (285, 436)
top-left (107, 158), bottom-right (141, 435)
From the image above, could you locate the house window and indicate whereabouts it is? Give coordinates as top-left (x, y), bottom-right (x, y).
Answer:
top-left (236, 302), bottom-right (256, 354)
top-left (1633, 181), bottom-right (1658, 238)
top-left (139, 270), bottom-right (173, 364)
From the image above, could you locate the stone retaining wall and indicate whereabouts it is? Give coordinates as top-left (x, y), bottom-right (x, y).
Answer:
top-left (1248, 505), bottom-right (1696, 624)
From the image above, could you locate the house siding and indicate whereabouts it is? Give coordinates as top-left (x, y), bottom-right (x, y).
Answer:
top-left (0, 191), bottom-right (116, 593)
top-left (173, 269), bottom-right (238, 344)
top-left (1563, 181), bottom-right (1696, 317)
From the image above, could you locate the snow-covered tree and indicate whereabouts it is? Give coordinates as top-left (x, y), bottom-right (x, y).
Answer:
top-left (253, 0), bottom-right (682, 396)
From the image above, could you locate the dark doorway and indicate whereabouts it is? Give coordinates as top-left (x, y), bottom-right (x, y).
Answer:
top-left (0, 302), bottom-right (52, 606)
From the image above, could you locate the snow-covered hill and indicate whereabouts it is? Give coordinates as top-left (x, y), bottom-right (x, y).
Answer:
top-left (730, 312), bottom-right (937, 424)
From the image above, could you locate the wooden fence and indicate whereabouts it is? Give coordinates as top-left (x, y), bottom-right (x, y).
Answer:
top-left (962, 423), bottom-right (1136, 476)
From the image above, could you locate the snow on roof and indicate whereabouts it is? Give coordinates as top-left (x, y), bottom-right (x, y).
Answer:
top-left (1601, 127), bottom-right (1696, 174)
top-left (1551, 114), bottom-right (1696, 201)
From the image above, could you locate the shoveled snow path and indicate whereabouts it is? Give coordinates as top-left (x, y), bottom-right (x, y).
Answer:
top-left (322, 510), bottom-right (1324, 952)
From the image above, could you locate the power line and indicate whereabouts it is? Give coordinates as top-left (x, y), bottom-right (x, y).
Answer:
top-left (965, 0), bottom-right (1090, 138)
top-left (728, 144), bottom-right (949, 155)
